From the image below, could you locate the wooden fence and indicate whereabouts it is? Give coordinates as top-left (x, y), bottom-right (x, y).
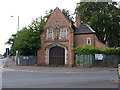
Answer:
top-left (75, 54), bottom-right (120, 67)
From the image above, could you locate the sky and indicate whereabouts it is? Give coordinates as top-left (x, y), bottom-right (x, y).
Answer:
top-left (0, 0), bottom-right (119, 55)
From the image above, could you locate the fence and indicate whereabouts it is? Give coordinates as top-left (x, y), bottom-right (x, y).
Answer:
top-left (11, 56), bottom-right (37, 66)
top-left (75, 54), bottom-right (120, 67)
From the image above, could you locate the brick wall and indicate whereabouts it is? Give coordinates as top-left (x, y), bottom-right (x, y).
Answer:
top-left (74, 34), bottom-right (95, 47)
top-left (37, 8), bottom-right (74, 66)
top-left (74, 34), bottom-right (108, 49)
top-left (94, 35), bottom-right (108, 49)
top-left (37, 7), bottom-right (108, 67)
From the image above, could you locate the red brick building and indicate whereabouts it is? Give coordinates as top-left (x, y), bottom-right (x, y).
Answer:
top-left (37, 7), bottom-right (108, 67)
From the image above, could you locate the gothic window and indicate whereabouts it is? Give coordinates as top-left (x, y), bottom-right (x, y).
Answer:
top-left (60, 27), bottom-right (67, 39)
top-left (47, 28), bottom-right (53, 39)
top-left (87, 38), bottom-right (91, 45)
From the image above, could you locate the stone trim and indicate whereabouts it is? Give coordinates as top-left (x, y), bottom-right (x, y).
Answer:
top-left (87, 38), bottom-right (91, 45)
top-left (59, 27), bottom-right (68, 39)
top-left (45, 43), bottom-right (68, 65)
top-left (45, 43), bottom-right (68, 50)
top-left (45, 40), bottom-right (69, 43)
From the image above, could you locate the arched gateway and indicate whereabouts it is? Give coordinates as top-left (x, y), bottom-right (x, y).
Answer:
top-left (49, 46), bottom-right (65, 66)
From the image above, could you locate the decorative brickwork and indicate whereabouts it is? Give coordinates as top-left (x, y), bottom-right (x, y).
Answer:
top-left (37, 7), bottom-right (108, 67)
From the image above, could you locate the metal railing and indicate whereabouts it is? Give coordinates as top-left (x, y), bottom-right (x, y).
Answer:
top-left (11, 56), bottom-right (37, 66)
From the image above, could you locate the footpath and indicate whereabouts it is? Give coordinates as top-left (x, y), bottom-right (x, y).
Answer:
top-left (2, 58), bottom-right (117, 73)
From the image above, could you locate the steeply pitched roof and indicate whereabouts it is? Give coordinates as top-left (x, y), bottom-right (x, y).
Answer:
top-left (44, 7), bottom-right (72, 28)
top-left (74, 24), bottom-right (96, 34)
top-left (54, 7), bottom-right (71, 23)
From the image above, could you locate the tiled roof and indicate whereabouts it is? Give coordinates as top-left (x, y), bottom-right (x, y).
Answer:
top-left (74, 24), bottom-right (96, 34)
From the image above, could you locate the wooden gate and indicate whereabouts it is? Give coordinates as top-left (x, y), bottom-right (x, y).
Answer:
top-left (49, 46), bottom-right (65, 66)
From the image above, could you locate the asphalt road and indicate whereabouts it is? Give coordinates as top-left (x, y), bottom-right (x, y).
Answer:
top-left (2, 69), bottom-right (118, 88)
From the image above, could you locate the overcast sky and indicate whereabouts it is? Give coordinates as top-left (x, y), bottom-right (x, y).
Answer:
top-left (0, 0), bottom-right (119, 55)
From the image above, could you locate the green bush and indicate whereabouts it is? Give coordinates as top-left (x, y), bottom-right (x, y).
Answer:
top-left (118, 48), bottom-right (120, 54)
top-left (102, 48), bottom-right (119, 55)
top-left (74, 46), bottom-right (118, 55)
top-left (74, 46), bottom-right (102, 54)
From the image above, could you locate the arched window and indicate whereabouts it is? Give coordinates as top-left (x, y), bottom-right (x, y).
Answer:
top-left (60, 27), bottom-right (67, 39)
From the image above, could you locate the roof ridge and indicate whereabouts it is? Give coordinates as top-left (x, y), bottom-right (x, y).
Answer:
top-left (85, 24), bottom-right (95, 33)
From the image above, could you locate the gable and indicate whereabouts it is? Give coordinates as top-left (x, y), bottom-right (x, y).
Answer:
top-left (44, 7), bottom-right (71, 29)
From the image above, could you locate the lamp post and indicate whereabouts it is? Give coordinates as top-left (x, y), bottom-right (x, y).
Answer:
top-left (11, 16), bottom-right (19, 31)
top-left (17, 16), bottom-right (19, 31)
top-left (11, 16), bottom-right (20, 64)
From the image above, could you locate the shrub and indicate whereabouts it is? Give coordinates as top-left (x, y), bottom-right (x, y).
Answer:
top-left (74, 46), bottom-right (118, 55)
top-left (74, 46), bottom-right (102, 55)
top-left (102, 48), bottom-right (119, 55)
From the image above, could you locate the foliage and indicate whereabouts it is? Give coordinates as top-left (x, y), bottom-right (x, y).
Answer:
top-left (6, 8), bottom-right (72, 56)
top-left (74, 46), bottom-right (102, 54)
top-left (76, 1), bottom-right (120, 47)
top-left (62, 9), bottom-right (74, 22)
top-left (5, 34), bottom-right (16, 45)
top-left (117, 47), bottom-right (120, 54)
top-left (3, 52), bottom-right (7, 57)
top-left (6, 17), bottom-right (46, 56)
top-left (103, 48), bottom-right (119, 55)
top-left (74, 46), bottom-right (119, 55)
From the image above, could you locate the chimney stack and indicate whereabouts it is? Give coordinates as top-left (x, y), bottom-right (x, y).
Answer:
top-left (75, 12), bottom-right (81, 27)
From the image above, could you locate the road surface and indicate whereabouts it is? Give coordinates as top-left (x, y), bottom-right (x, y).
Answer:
top-left (2, 69), bottom-right (118, 88)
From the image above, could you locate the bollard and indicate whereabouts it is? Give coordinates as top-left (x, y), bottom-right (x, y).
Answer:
top-left (118, 64), bottom-right (120, 79)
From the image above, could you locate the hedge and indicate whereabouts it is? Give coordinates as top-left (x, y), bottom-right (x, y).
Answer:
top-left (74, 46), bottom-right (119, 55)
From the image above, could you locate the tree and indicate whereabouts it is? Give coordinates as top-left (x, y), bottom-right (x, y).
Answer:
top-left (6, 34), bottom-right (16, 45)
top-left (6, 9), bottom-right (72, 56)
top-left (6, 17), bottom-right (46, 56)
top-left (117, 33), bottom-right (120, 47)
top-left (76, 1), bottom-right (120, 47)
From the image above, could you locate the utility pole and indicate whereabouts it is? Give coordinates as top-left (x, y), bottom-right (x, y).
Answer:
top-left (11, 16), bottom-right (19, 31)
top-left (17, 16), bottom-right (19, 31)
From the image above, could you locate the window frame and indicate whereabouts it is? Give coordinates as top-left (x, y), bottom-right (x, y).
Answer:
top-left (47, 28), bottom-right (53, 39)
top-left (60, 27), bottom-right (67, 39)
top-left (87, 38), bottom-right (91, 45)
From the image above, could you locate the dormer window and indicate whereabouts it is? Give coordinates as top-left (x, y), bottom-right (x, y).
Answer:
top-left (60, 27), bottom-right (67, 39)
top-left (47, 28), bottom-right (53, 39)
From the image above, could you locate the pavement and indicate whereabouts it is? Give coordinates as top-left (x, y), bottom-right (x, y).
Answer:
top-left (1, 57), bottom-right (118, 73)
top-left (0, 58), bottom-right (7, 68)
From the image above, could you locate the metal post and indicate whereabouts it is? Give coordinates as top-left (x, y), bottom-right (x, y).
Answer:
top-left (17, 16), bottom-right (19, 31)
top-left (11, 16), bottom-right (19, 31)
top-left (16, 51), bottom-right (18, 65)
